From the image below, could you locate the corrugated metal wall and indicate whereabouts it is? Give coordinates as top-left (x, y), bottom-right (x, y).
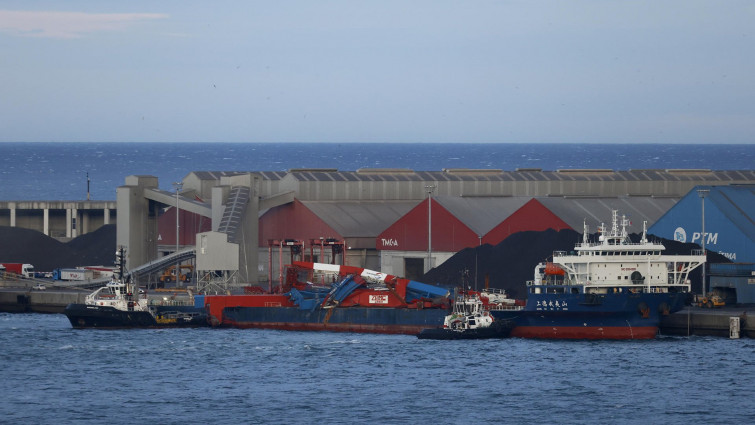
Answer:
top-left (275, 170), bottom-right (755, 201)
top-left (482, 199), bottom-right (572, 245)
top-left (377, 199), bottom-right (478, 252)
top-left (649, 186), bottom-right (754, 263)
top-left (157, 207), bottom-right (211, 248)
top-left (258, 199), bottom-right (343, 245)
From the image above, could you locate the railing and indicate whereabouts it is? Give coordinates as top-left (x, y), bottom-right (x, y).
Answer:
top-left (488, 304), bottom-right (523, 311)
top-left (148, 298), bottom-right (194, 307)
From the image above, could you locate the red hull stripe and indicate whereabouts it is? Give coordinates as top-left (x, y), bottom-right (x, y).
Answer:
top-left (511, 326), bottom-right (658, 340)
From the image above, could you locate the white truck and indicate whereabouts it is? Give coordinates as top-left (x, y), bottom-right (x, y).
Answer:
top-left (0, 263), bottom-right (35, 278)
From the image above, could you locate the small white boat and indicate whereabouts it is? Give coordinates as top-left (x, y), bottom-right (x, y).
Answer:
top-left (417, 293), bottom-right (514, 340)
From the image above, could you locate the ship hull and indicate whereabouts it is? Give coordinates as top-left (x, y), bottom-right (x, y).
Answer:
top-left (491, 291), bottom-right (688, 340)
top-left (221, 305), bottom-right (449, 335)
top-left (64, 304), bottom-right (207, 329)
top-left (417, 319), bottom-right (516, 340)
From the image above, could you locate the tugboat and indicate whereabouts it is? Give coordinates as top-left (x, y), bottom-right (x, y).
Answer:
top-left (417, 292), bottom-right (515, 340)
top-left (64, 247), bottom-right (207, 328)
top-left (490, 211), bottom-right (706, 339)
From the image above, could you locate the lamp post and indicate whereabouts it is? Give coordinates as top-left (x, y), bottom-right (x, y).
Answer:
top-left (173, 182), bottom-right (183, 287)
top-left (697, 188), bottom-right (709, 296)
top-left (476, 235), bottom-right (482, 290)
top-left (425, 184), bottom-right (436, 273)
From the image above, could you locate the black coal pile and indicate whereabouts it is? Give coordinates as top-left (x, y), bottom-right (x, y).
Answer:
top-left (0, 225), bottom-right (116, 271)
top-left (422, 229), bottom-right (729, 298)
top-left (422, 229), bottom-right (582, 299)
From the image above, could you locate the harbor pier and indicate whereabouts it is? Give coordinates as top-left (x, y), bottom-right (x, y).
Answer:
top-left (0, 285), bottom-right (195, 315)
top-left (659, 306), bottom-right (754, 338)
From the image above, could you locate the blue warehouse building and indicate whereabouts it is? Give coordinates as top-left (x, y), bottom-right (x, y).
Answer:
top-left (649, 185), bottom-right (755, 303)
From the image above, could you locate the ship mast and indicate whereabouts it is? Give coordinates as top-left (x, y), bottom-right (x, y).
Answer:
top-left (582, 220), bottom-right (589, 245)
top-left (114, 246), bottom-right (125, 284)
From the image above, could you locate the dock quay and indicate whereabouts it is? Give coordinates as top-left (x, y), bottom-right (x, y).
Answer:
top-left (0, 285), bottom-right (195, 314)
top-left (659, 306), bottom-right (755, 338)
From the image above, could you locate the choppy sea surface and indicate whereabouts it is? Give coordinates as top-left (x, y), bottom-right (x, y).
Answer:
top-left (0, 142), bottom-right (753, 200)
top-left (1, 313), bottom-right (754, 425)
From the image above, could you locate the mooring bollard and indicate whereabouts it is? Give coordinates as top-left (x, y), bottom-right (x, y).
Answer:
top-left (729, 317), bottom-right (740, 339)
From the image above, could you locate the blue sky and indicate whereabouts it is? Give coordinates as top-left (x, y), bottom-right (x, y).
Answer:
top-left (1, 1), bottom-right (753, 144)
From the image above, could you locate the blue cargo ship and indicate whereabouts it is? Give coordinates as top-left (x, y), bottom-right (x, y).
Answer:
top-left (491, 211), bottom-right (705, 339)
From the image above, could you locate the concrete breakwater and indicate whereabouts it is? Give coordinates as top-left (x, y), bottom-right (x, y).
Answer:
top-left (0, 286), bottom-right (194, 314)
top-left (0, 287), bottom-right (88, 314)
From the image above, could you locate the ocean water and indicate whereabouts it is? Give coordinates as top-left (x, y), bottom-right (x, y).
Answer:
top-left (0, 142), bottom-right (753, 200)
top-left (1, 313), bottom-right (754, 425)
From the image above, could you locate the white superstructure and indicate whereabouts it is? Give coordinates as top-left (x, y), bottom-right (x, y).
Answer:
top-left (535, 211), bottom-right (706, 295)
top-left (84, 247), bottom-right (149, 312)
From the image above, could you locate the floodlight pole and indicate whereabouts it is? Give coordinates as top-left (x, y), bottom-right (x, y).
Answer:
top-left (425, 184), bottom-right (436, 273)
top-left (173, 182), bottom-right (183, 287)
top-left (697, 188), bottom-right (709, 296)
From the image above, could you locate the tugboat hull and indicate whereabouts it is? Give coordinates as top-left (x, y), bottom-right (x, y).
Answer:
top-left (417, 319), bottom-right (515, 340)
top-left (64, 304), bottom-right (207, 329)
top-left (65, 304), bottom-right (156, 328)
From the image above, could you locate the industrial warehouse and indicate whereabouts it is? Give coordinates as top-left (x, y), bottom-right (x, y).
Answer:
top-left (2, 168), bottom-right (753, 302)
top-left (103, 168), bottom-right (754, 302)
